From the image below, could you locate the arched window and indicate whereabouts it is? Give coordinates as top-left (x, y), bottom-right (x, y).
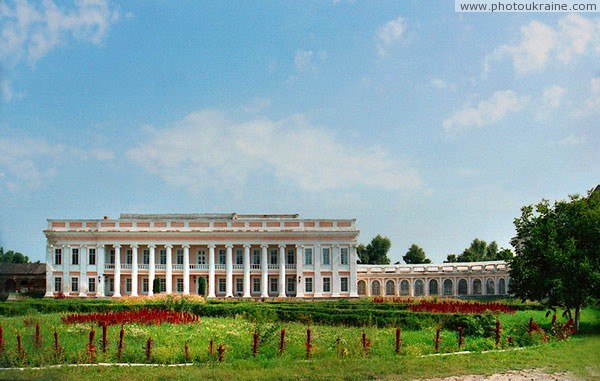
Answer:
top-left (473, 279), bottom-right (482, 295)
top-left (371, 280), bottom-right (381, 296)
top-left (498, 278), bottom-right (506, 295)
top-left (486, 279), bottom-right (495, 295)
top-left (385, 280), bottom-right (395, 296)
top-left (400, 280), bottom-right (410, 296)
top-left (357, 280), bottom-right (367, 296)
top-left (414, 279), bottom-right (424, 296)
top-left (443, 279), bottom-right (453, 296)
top-left (458, 279), bottom-right (468, 295)
top-left (429, 279), bottom-right (439, 295)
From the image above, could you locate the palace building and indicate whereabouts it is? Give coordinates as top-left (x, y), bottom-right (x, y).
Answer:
top-left (43, 213), bottom-right (509, 298)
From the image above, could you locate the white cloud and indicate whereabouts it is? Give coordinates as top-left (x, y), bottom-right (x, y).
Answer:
top-left (1, 80), bottom-right (13, 102)
top-left (127, 110), bottom-right (421, 192)
top-left (576, 77), bottom-right (600, 116)
top-left (536, 85), bottom-right (566, 121)
top-left (294, 49), bottom-right (314, 71)
top-left (557, 14), bottom-right (600, 64)
top-left (241, 97), bottom-right (271, 114)
top-left (558, 134), bottom-right (586, 146)
top-left (376, 16), bottom-right (407, 57)
top-left (0, 0), bottom-right (119, 66)
top-left (430, 78), bottom-right (456, 91)
top-left (443, 90), bottom-right (528, 132)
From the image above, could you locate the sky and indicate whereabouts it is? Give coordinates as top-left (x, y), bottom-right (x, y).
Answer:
top-left (0, 1), bottom-right (598, 264)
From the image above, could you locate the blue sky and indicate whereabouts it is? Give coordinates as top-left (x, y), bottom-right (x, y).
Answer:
top-left (1, 1), bottom-right (598, 264)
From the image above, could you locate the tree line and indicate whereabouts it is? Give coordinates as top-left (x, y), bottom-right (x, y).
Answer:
top-left (0, 247), bottom-right (30, 264)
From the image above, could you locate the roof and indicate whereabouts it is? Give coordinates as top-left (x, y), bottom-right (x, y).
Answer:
top-left (0, 263), bottom-right (46, 276)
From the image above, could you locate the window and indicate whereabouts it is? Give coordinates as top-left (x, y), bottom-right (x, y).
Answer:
top-left (143, 278), bottom-right (149, 293)
top-left (126, 278), bottom-right (132, 293)
top-left (357, 280), bottom-right (366, 295)
top-left (109, 277), bottom-right (114, 292)
top-left (322, 248), bottom-right (330, 265)
top-left (270, 249), bottom-right (278, 265)
top-left (323, 277), bottom-right (331, 293)
top-left (71, 277), bottom-right (79, 293)
top-left (305, 277), bottom-right (313, 293)
top-left (110, 249), bottom-right (115, 264)
top-left (458, 279), bottom-right (468, 295)
top-left (486, 279), bottom-right (495, 295)
top-left (54, 249), bottom-right (62, 265)
top-left (126, 250), bottom-right (133, 265)
top-left (400, 280), bottom-right (410, 295)
top-left (340, 248), bottom-right (349, 265)
top-left (54, 277), bottom-right (62, 292)
top-left (176, 249), bottom-right (184, 265)
top-left (89, 248), bottom-right (96, 265)
top-left (235, 249), bottom-right (243, 265)
top-left (160, 278), bottom-right (166, 293)
top-left (253, 278), bottom-right (261, 293)
top-left (498, 278), bottom-right (506, 295)
top-left (429, 279), bottom-right (439, 295)
top-left (386, 280), bottom-right (395, 296)
top-left (176, 278), bottom-right (184, 293)
top-left (304, 248), bottom-right (313, 265)
top-left (414, 280), bottom-right (424, 296)
top-left (287, 277), bottom-right (296, 293)
top-left (218, 278), bottom-right (226, 293)
top-left (197, 250), bottom-right (206, 264)
top-left (270, 277), bottom-right (278, 293)
top-left (473, 279), bottom-right (482, 295)
top-left (252, 249), bottom-right (260, 265)
top-left (160, 249), bottom-right (167, 265)
top-left (218, 249), bottom-right (226, 265)
top-left (287, 249), bottom-right (295, 264)
top-left (443, 279), bottom-right (453, 296)
top-left (88, 277), bottom-right (96, 293)
top-left (143, 250), bottom-right (150, 265)
top-left (341, 277), bottom-right (349, 292)
top-left (72, 248), bottom-right (79, 265)
top-left (371, 280), bottom-right (381, 296)
top-left (236, 278), bottom-right (243, 294)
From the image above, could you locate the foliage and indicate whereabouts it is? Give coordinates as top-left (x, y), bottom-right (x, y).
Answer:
top-left (408, 300), bottom-right (516, 315)
top-left (152, 279), bottom-right (161, 294)
top-left (446, 239), bottom-right (513, 263)
top-left (358, 235), bottom-right (392, 264)
top-left (61, 308), bottom-right (200, 326)
top-left (197, 277), bottom-right (207, 297)
top-left (0, 247), bottom-right (30, 264)
top-left (509, 187), bottom-right (600, 330)
top-left (403, 244), bottom-right (431, 264)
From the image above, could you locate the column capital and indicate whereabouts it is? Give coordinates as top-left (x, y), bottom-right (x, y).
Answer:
top-left (131, 243), bottom-right (139, 249)
top-left (113, 244), bottom-right (121, 249)
top-left (165, 244), bottom-right (173, 249)
top-left (261, 244), bottom-right (269, 249)
top-left (148, 244), bottom-right (156, 249)
top-left (207, 244), bottom-right (216, 249)
top-left (225, 244), bottom-right (234, 249)
top-left (278, 244), bottom-right (286, 249)
top-left (243, 243), bottom-right (252, 249)
top-left (296, 244), bottom-right (304, 249)
top-left (182, 244), bottom-right (190, 249)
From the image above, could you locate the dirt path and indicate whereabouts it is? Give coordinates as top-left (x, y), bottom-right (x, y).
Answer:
top-left (418, 369), bottom-right (573, 380)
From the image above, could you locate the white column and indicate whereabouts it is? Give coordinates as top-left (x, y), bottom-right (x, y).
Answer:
top-left (131, 244), bottom-right (138, 297)
top-left (44, 244), bottom-right (54, 297)
top-left (295, 245), bottom-right (304, 298)
top-left (78, 246), bottom-right (87, 297)
top-left (166, 244), bottom-right (173, 294)
top-left (148, 245), bottom-right (155, 296)
top-left (349, 245), bottom-right (358, 297)
top-left (278, 244), bottom-right (286, 298)
top-left (225, 244), bottom-right (233, 297)
top-left (113, 245), bottom-right (121, 297)
top-left (243, 244), bottom-right (251, 298)
top-left (62, 245), bottom-right (69, 295)
top-left (208, 244), bottom-right (216, 298)
top-left (331, 245), bottom-right (340, 297)
top-left (97, 245), bottom-right (105, 297)
top-left (313, 244), bottom-right (322, 297)
top-left (183, 244), bottom-right (190, 295)
top-left (260, 244), bottom-right (269, 297)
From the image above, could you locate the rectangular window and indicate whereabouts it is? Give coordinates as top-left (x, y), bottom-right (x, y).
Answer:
top-left (236, 278), bottom-right (243, 293)
top-left (287, 249), bottom-right (295, 264)
top-left (305, 277), bottom-right (313, 293)
top-left (126, 278), bottom-right (132, 293)
top-left (270, 277), bottom-right (278, 293)
top-left (197, 250), bottom-right (206, 264)
top-left (160, 249), bottom-right (167, 265)
top-left (142, 278), bottom-right (149, 293)
top-left (88, 248), bottom-right (96, 265)
top-left (54, 277), bottom-right (62, 292)
top-left (270, 249), bottom-right (278, 265)
top-left (110, 249), bottom-right (115, 264)
top-left (323, 277), bottom-right (331, 293)
top-left (341, 248), bottom-right (349, 265)
top-left (176, 278), bottom-right (184, 293)
top-left (322, 248), bottom-right (330, 265)
top-left (126, 249), bottom-right (133, 265)
top-left (287, 277), bottom-right (295, 293)
top-left (235, 249), bottom-right (243, 265)
top-left (341, 277), bottom-right (349, 292)
top-left (54, 249), bottom-right (62, 265)
top-left (143, 250), bottom-right (150, 265)
top-left (72, 248), bottom-right (79, 265)
top-left (253, 278), bottom-right (261, 293)
top-left (218, 278), bottom-right (226, 293)
top-left (304, 248), bottom-right (313, 265)
top-left (88, 277), bottom-right (96, 293)
top-left (160, 278), bottom-right (166, 292)
top-left (109, 278), bottom-right (114, 292)
top-left (176, 249), bottom-right (184, 265)
top-left (252, 249), bottom-right (260, 265)
top-left (71, 277), bottom-right (79, 292)
top-left (218, 249), bottom-right (226, 265)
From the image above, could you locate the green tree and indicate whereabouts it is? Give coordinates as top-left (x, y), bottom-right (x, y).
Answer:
top-left (508, 187), bottom-right (600, 330)
top-left (0, 247), bottom-right (30, 263)
top-left (445, 254), bottom-right (458, 263)
top-left (456, 239), bottom-right (510, 262)
top-left (403, 244), bottom-right (431, 264)
top-left (197, 276), bottom-right (207, 296)
top-left (358, 235), bottom-right (391, 264)
top-left (153, 278), bottom-right (161, 294)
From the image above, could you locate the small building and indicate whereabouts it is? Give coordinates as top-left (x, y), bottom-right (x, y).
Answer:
top-left (0, 263), bottom-right (47, 295)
